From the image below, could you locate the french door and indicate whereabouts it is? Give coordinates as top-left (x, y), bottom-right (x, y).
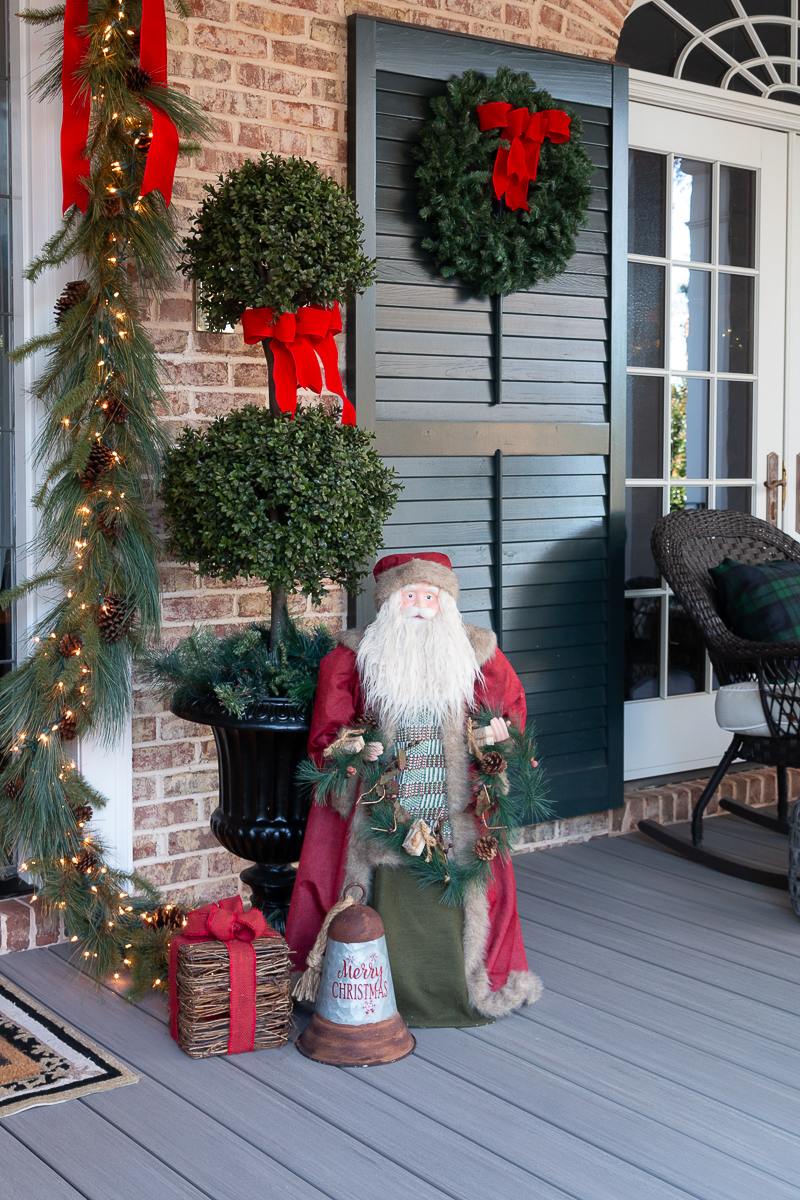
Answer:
top-left (624, 102), bottom-right (788, 780)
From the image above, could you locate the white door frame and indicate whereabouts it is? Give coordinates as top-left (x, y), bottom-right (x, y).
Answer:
top-left (10, 17), bottom-right (133, 871)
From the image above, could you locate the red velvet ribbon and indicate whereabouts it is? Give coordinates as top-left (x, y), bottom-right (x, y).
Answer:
top-left (61, 0), bottom-right (91, 213)
top-left (59, 0), bottom-right (179, 211)
top-left (241, 302), bottom-right (355, 425)
top-left (169, 896), bottom-right (275, 1055)
top-left (476, 102), bottom-right (571, 212)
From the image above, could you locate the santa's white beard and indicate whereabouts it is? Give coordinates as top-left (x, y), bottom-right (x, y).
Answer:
top-left (356, 590), bottom-right (481, 727)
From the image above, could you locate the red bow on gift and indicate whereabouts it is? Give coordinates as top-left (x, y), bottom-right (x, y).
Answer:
top-left (475, 102), bottom-right (571, 212)
top-left (169, 896), bottom-right (275, 1055)
top-left (242, 302), bottom-right (355, 425)
top-left (61, 0), bottom-right (180, 213)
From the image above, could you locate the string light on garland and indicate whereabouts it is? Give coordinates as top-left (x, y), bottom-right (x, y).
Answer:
top-left (0, 0), bottom-right (211, 988)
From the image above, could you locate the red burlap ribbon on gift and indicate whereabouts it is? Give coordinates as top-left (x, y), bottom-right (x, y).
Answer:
top-left (242, 302), bottom-right (355, 425)
top-left (169, 896), bottom-right (275, 1055)
top-left (60, 0), bottom-right (179, 213)
top-left (475, 102), bottom-right (571, 212)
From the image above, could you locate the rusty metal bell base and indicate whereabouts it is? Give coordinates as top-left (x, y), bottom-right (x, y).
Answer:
top-left (296, 898), bottom-right (416, 1066)
top-left (297, 1010), bottom-right (415, 1067)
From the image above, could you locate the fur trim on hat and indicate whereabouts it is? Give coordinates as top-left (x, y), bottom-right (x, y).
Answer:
top-left (373, 559), bottom-right (459, 611)
top-left (337, 622), bottom-right (497, 668)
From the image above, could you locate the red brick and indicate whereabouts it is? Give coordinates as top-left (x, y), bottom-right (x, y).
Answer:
top-left (236, 62), bottom-right (308, 95)
top-left (232, 361), bottom-right (270, 388)
top-left (234, 3), bottom-right (306, 33)
top-left (311, 76), bottom-right (344, 103)
top-left (194, 331), bottom-right (253, 354)
top-left (194, 22), bottom-right (269, 55)
top-left (564, 16), bottom-right (615, 48)
top-left (272, 98), bottom-right (338, 131)
top-left (168, 827), bottom-right (219, 854)
top-left (151, 329), bottom-right (190, 355)
top-left (2, 900), bottom-right (32, 951)
top-left (133, 835), bottom-right (158, 860)
top-left (135, 798), bottom-right (199, 830)
top-left (159, 565), bottom-right (198, 592)
top-left (194, 84), bottom-right (270, 118)
top-left (132, 717), bottom-right (157, 744)
top-left (540, 4), bottom-right (563, 33)
top-left (161, 715), bottom-right (211, 742)
top-left (505, 2), bottom-right (530, 28)
top-left (271, 39), bottom-right (341, 73)
top-left (236, 592), bottom-right (272, 618)
top-left (133, 743), bottom-right (197, 773)
top-left (162, 595), bottom-right (235, 622)
top-left (310, 17), bottom-right (347, 45)
top-left (164, 770), bottom-right (219, 798)
top-left (159, 298), bottom-right (193, 324)
top-left (346, 0), bottom-right (408, 18)
top-left (166, 18), bottom-right (189, 44)
top-left (162, 389), bottom-right (192, 416)
top-left (132, 775), bottom-right (158, 802)
top-left (138, 856), bottom-right (204, 886)
top-left (309, 133), bottom-right (347, 163)
top-left (169, 49), bottom-right (232, 82)
top-left (194, 389), bottom-right (266, 416)
top-left (281, 0), bottom-right (340, 12)
top-left (199, 738), bottom-right (220, 763)
top-left (132, 691), bottom-right (165, 718)
top-left (409, 11), bottom-right (470, 32)
top-left (444, 0), bottom-right (503, 19)
top-left (207, 849), bottom-right (246, 877)
top-left (312, 587), bottom-right (346, 613)
top-left (190, 0), bottom-right (232, 19)
top-left (33, 906), bottom-right (62, 947)
top-left (238, 124), bottom-right (308, 156)
top-left (169, 361), bottom-right (228, 386)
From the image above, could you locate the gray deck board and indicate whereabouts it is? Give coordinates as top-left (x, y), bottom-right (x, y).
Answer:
top-left (3, 828), bottom-right (800, 1199)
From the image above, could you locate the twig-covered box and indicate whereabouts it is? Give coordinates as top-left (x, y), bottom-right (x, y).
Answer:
top-left (173, 936), bottom-right (292, 1058)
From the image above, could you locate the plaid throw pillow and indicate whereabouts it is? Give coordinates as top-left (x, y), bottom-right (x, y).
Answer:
top-left (709, 556), bottom-right (800, 643)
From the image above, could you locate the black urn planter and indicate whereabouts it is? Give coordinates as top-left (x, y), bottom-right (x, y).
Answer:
top-left (171, 697), bottom-right (311, 929)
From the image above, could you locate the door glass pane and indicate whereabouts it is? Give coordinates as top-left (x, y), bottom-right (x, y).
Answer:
top-left (716, 380), bottom-right (753, 477)
top-left (628, 261), bottom-right (665, 367)
top-left (670, 377), bottom-right (709, 479)
top-left (671, 267), bottom-right (710, 371)
top-left (716, 485), bottom-right (752, 513)
top-left (672, 157), bottom-right (712, 263)
top-left (668, 596), bottom-right (705, 696)
top-left (625, 488), bottom-right (662, 588)
top-left (625, 595), bottom-right (661, 701)
top-left (627, 375), bottom-right (663, 478)
top-left (629, 149), bottom-right (666, 257)
top-left (719, 165), bottom-right (755, 268)
top-left (718, 273), bottom-right (754, 373)
top-left (670, 484), bottom-right (708, 513)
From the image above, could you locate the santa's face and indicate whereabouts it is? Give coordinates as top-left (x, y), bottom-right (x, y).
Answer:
top-left (399, 582), bottom-right (440, 620)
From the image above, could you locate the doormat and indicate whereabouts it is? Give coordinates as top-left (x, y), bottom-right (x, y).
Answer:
top-left (0, 974), bottom-right (138, 1117)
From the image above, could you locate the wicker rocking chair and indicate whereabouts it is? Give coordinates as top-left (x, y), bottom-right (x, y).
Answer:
top-left (638, 508), bottom-right (800, 889)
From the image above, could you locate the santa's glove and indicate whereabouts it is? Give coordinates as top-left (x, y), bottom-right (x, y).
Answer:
top-left (473, 717), bottom-right (510, 747)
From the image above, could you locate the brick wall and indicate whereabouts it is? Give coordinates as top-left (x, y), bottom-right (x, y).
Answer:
top-left (127, 0), bottom-right (635, 908)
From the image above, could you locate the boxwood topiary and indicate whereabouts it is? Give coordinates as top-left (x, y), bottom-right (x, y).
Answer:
top-left (161, 404), bottom-right (401, 616)
top-left (180, 153), bottom-right (377, 327)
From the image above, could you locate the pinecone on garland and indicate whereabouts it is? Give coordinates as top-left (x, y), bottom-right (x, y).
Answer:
top-left (59, 710), bottom-right (78, 741)
top-left (104, 194), bottom-right (124, 218)
top-left (102, 393), bottom-right (129, 424)
top-left (145, 904), bottom-right (188, 932)
top-left (75, 848), bottom-right (98, 875)
top-left (54, 280), bottom-right (90, 325)
top-left (79, 440), bottom-right (115, 487)
top-left (474, 835), bottom-right (499, 862)
top-left (97, 509), bottom-right (122, 539)
top-left (58, 631), bottom-right (83, 657)
top-left (98, 595), bottom-right (134, 643)
top-left (4, 778), bottom-right (22, 800)
top-left (71, 804), bottom-right (93, 827)
top-left (478, 750), bottom-right (507, 776)
top-left (125, 64), bottom-right (152, 92)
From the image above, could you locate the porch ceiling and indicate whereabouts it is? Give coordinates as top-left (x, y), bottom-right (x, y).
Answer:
top-left (2, 827), bottom-right (799, 1199)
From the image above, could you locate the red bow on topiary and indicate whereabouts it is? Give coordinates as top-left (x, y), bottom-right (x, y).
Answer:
top-left (476, 102), bottom-right (571, 212)
top-left (169, 896), bottom-right (276, 1054)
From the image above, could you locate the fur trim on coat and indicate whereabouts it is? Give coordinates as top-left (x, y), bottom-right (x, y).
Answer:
top-left (373, 558), bottom-right (459, 610)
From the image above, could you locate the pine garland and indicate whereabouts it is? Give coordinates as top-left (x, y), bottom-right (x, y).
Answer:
top-left (297, 709), bottom-right (550, 907)
top-left (415, 67), bottom-right (595, 296)
top-left (0, 1), bottom-right (211, 987)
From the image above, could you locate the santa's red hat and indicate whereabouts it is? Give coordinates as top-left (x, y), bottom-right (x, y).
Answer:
top-left (372, 552), bottom-right (459, 610)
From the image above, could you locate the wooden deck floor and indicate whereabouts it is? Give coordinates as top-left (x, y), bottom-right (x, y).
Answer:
top-left (2, 823), bottom-right (800, 1200)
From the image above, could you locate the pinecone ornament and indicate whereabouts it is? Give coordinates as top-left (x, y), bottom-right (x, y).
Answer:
top-left (125, 65), bottom-right (152, 92)
top-left (54, 280), bottom-right (90, 325)
top-left (98, 595), bottom-right (133, 643)
top-left (75, 847), bottom-right (98, 874)
top-left (478, 750), bottom-right (507, 776)
top-left (4, 778), bottom-right (22, 800)
top-left (146, 904), bottom-right (188, 932)
top-left (474, 835), bottom-right (499, 862)
top-left (97, 508), bottom-right (122, 539)
top-left (79, 440), bottom-right (115, 488)
top-left (59, 710), bottom-right (78, 741)
top-left (102, 393), bottom-right (129, 424)
top-left (104, 194), bottom-right (124, 218)
top-left (71, 804), bottom-right (93, 826)
top-left (58, 631), bottom-right (83, 657)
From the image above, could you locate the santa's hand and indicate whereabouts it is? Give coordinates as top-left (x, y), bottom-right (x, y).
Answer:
top-left (363, 741), bottom-right (384, 762)
top-left (474, 717), bottom-right (510, 747)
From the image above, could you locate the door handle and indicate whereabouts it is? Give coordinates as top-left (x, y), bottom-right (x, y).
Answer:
top-left (764, 453), bottom-right (786, 527)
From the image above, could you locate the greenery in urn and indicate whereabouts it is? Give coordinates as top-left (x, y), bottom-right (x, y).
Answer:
top-left (180, 152), bottom-right (377, 326)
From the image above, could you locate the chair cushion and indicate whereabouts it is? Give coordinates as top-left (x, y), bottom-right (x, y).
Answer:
top-left (709, 556), bottom-right (800, 643)
top-left (715, 681), bottom-right (771, 736)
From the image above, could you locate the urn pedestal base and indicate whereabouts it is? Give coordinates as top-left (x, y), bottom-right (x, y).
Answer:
top-left (239, 863), bottom-right (297, 931)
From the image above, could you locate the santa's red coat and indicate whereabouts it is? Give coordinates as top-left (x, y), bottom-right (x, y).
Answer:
top-left (286, 640), bottom-right (533, 996)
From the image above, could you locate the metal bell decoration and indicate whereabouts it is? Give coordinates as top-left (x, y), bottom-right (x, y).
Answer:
top-left (297, 895), bottom-right (415, 1067)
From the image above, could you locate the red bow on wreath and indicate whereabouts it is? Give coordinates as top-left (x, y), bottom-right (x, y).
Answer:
top-left (475, 102), bottom-right (571, 212)
top-left (61, 0), bottom-right (180, 213)
top-left (169, 896), bottom-right (275, 1055)
top-left (242, 302), bottom-right (355, 425)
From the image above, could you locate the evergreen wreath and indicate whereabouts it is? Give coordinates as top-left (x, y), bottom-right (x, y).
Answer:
top-left (414, 67), bottom-right (594, 296)
top-left (297, 709), bottom-right (550, 907)
top-left (0, 1), bottom-right (211, 989)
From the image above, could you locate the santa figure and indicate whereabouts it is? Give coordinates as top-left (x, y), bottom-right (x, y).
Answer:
top-left (286, 552), bottom-right (542, 1026)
